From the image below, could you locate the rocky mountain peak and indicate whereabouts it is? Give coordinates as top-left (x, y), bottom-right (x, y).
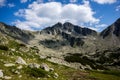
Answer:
top-left (53, 22), bottom-right (63, 28)
top-left (100, 18), bottom-right (120, 38)
top-left (41, 22), bottom-right (97, 36)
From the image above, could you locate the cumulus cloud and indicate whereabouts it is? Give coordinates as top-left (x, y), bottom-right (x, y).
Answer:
top-left (88, 24), bottom-right (108, 31)
top-left (92, 0), bottom-right (117, 4)
top-left (116, 5), bottom-right (120, 11)
top-left (21, 0), bottom-right (28, 3)
top-left (0, 0), bottom-right (6, 7)
top-left (14, 1), bottom-right (99, 30)
top-left (8, 3), bottom-right (15, 7)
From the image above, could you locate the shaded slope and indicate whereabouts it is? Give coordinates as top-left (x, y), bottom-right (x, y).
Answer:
top-left (0, 22), bottom-right (34, 43)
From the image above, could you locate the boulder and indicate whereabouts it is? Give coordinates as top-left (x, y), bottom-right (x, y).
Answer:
top-left (0, 70), bottom-right (3, 78)
top-left (16, 57), bottom-right (27, 65)
top-left (28, 63), bottom-right (40, 68)
top-left (40, 63), bottom-right (50, 71)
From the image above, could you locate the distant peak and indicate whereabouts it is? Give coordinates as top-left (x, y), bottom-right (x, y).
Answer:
top-left (53, 22), bottom-right (62, 27)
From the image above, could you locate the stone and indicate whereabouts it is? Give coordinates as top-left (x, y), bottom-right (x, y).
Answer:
top-left (4, 63), bottom-right (15, 67)
top-left (49, 68), bottom-right (54, 72)
top-left (40, 63), bottom-right (50, 71)
top-left (4, 76), bottom-right (12, 80)
top-left (28, 63), bottom-right (40, 68)
top-left (53, 73), bottom-right (58, 79)
top-left (17, 65), bottom-right (23, 69)
top-left (18, 75), bottom-right (22, 78)
top-left (14, 70), bottom-right (20, 74)
top-left (11, 49), bottom-right (15, 51)
top-left (37, 77), bottom-right (40, 79)
top-left (47, 75), bottom-right (51, 78)
top-left (16, 57), bottom-right (27, 65)
top-left (40, 55), bottom-right (46, 59)
top-left (0, 70), bottom-right (3, 78)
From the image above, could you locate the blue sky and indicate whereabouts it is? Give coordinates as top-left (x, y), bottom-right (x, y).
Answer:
top-left (0, 0), bottom-right (120, 31)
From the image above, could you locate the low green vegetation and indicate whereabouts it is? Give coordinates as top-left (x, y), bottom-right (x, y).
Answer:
top-left (0, 45), bottom-right (9, 51)
top-left (64, 53), bottom-right (107, 70)
top-left (24, 67), bottom-right (50, 78)
top-left (89, 70), bottom-right (120, 80)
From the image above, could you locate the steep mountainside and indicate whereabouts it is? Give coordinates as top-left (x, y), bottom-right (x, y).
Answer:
top-left (100, 18), bottom-right (120, 47)
top-left (0, 22), bottom-right (34, 43)
top-left (101, 18), bottom-right (120, 38)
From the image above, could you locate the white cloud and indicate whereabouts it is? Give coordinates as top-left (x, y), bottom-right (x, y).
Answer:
top-left (69, 0), bottom-right (77, 3)
top-left (116, 5), bottom-right (120, 11)
top-left (0, 0), bottom-right (6, 7)
top-left (92, 0), bottom-right (117, 4)
top-left (8, 3), bottom-right (15, 7)
top-left (21, 0), bottom-right (28, 3)
top-left (81, 22), bottom-right (108, 31)
top-left (89, 24), bottom-right (108, 31)
top-left (95, 24), bottom-right (108, 28)
top-left (14, 1), bottom-right (99, 30)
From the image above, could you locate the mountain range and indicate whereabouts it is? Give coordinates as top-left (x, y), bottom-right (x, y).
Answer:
top-left (0, 18), bottom-right (120, 70)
